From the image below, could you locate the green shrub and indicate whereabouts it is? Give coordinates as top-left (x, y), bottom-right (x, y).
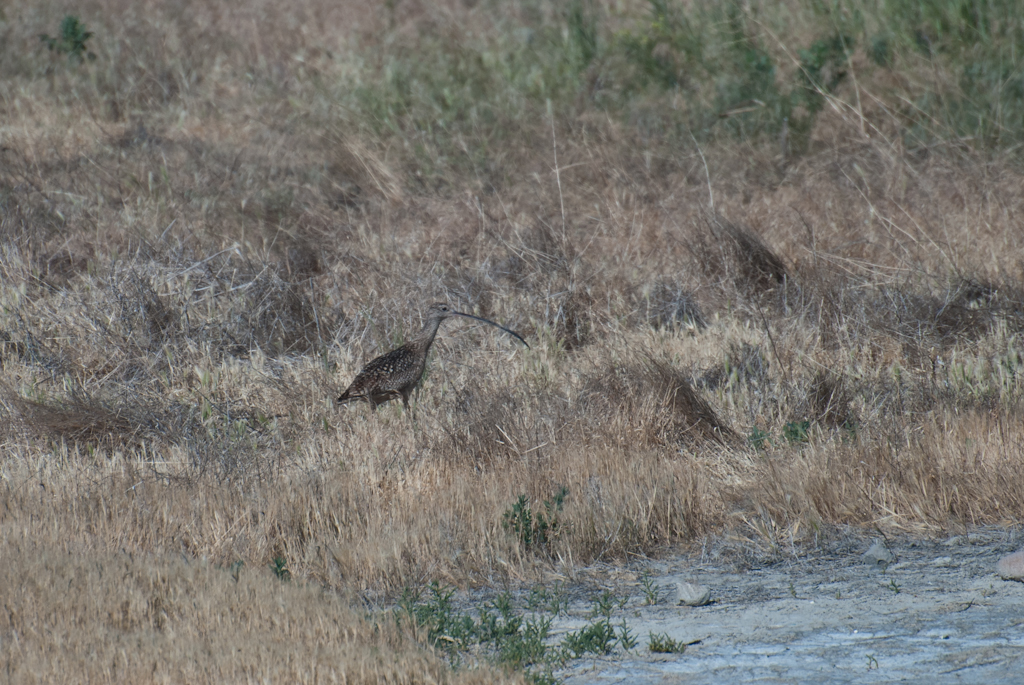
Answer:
top-left (873, 0), bottom-right (1024, 146)
top-left (748, 426), bottom-right (772, 450)
top-left (797, 34), bottom-right (853, 114)
top-left (783, 420), bottom-right (811, 444)
top-left (40, 16), bottom-right (96, 64)
top-left (502, 486), bottom-right (568, 551)
top-left (561, 618), bottom-right (617, 657)
top-left (559, 590), bottom-right (633, 658)
top-left (344, 0), bottom-right (1024, 167)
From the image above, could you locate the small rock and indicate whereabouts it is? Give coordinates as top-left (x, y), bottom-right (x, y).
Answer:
top-left (863, 540), bottom-right (894, 569)
top-left (996, 549), bottom-right (1024, 581)
top-left (669, 581), bottom-right (712, 607)
top-left (931, 556), bottom-right (953, 567)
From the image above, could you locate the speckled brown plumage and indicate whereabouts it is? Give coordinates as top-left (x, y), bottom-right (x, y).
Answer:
top-left (337, 303), bottom-right (528, 411)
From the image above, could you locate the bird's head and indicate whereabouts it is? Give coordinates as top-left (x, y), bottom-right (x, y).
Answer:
top-left (426, 302), bottom-right (454, 319)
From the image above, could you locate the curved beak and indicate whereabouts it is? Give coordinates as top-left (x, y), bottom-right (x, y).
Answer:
top-left (450, 311), bottom-right (530, 349)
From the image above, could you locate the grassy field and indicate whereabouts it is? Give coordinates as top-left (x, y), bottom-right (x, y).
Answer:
top-left (2, 0), bottom-right (1023, 681)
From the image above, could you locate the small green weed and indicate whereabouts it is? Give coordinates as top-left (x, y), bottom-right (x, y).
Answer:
top-left (528, 583), bottom-right (569, 616)
top-left (271, 555), bottom-right (290, 581)
top-left (639, 571), bottom-right (661, 605)
top-left (565, 0), bottom-right (599, 69)
top-left (783, 420), bottom-right (811, 444)
top-left (617, 620), bottom-right (639, 651)
top-left (559, 591), bottom-right (633, 658)
top-left (592, 590), bottom-right (628, 618)
top-left (561, 617), bottom-right (617, 657)
top-left (748, 426), bottom-right (771, 450)
top-left (502, 486), bottom-right (569, 551)
top-left (868, 34), bottom-right (892, 67)
top-left (396, 582), bottom-right (476, 654)
top-left (396, 582), bottom-right (562, 681)
top-left (648, 631), bottom-right (687, 654)
top-left (40, 16), bottom-right (96, 64)
top-left (525, 669), bottom-right (560, 685)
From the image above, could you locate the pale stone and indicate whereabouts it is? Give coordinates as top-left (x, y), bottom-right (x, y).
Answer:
top-left (996, 549), bottom-right (1024, 581)
top-left (672, 581), bottom-right (711, 607)
top-left (863, 540), bottom-right (894, 569)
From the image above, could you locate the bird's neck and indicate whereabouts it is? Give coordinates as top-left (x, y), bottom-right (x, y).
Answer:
top-left (409, 316), bottom-right (443, 353)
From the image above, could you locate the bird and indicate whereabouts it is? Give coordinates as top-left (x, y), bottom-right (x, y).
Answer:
top-left (336, 302), bottom-right (529, 411)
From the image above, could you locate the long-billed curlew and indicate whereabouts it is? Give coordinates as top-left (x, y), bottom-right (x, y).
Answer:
top-left (336, 303), bottom-right (529, 411)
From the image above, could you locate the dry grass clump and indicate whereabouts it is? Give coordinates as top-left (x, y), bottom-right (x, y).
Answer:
top-left (11, 395), bottom-right (158, 450)
top-left (643, 279), bottom-right (707, 330)
top-left (748, 407), bottom-right (1024, 539)
top-left (698, 215), bottom-right (790, 297)
top-left (3, 0), bottom-right (1024, 680)
top-left (698, 341), bottom-right (771, 391)
top-left (579, 353), bottom-right (735, 446)
top-left (805, 370), bottom-right (855, 429)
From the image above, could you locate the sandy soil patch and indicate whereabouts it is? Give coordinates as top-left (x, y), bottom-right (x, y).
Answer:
top-left (551, 529), bottom-right (1024, 683)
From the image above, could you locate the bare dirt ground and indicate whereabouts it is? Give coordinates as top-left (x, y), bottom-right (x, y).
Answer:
top-left (551, 529), bottom-right (1024, 683)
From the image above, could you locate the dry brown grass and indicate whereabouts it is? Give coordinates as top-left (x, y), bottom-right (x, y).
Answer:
top-left (0, 536), bottom-right (520, 684)
top-left (3, 0), bottom-right (1024, 681)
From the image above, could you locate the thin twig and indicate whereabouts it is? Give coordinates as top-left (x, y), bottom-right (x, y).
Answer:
top-left (549, 99), bottom-right (566, 241)
top-left (690, 132), bottom-right (714, 212)
top-left (755, 301), bottom-right (789, 386)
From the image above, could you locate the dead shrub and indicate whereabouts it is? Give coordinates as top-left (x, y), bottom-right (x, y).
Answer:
top-left (442, 265), bottom-right (497, 319)
top-left (699, 342), bottom-right (770, 390)
top-left (495, 221), bottom-right (578, 295)
top-left (110, 266), bottom-right (180, 347)
top-left (644, 279), bottom-right (707, 330)
top-left (9, 388), bottom-right (280, 479)
top-left (13, 396), bottom-right (154, 451)
top-left (38, 247), bottom-right (92, 286)
top-left (870, 284), bottom-right (995, 348)
top-left (554, 289), bottom-right (593, 350)
top-left (807, 370), bottom-right (855, 429)
top-left (0, 169), bottom-right (67, 245)
top-left (0, 330), bottom-right (27, 366)
top-left (438, 387), bottom-right (564, 467)
top-left (217, 270), bottom-right (336, 356)
top-left (581, 354), bottom-right (735, 446)
top-left (683, 225), bottom-right (729, 285)
top-left (282, 240), bottom-right (325, 279)
top-left (704, 215), bottom-right (788, 295)
top-left (801, 268), bottom-right (1017, 355)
